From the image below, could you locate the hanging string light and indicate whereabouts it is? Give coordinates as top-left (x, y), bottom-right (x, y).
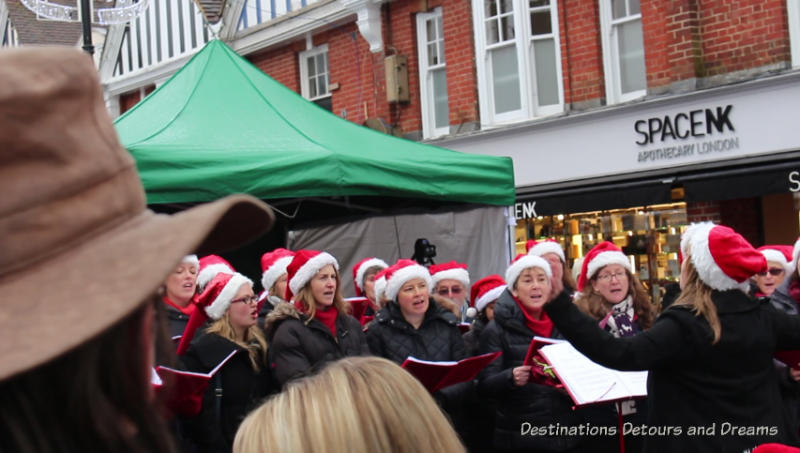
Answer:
top-left (19, 0), bottom-right (151, 25)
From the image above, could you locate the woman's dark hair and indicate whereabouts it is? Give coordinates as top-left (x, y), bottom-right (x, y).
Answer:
top-left (0, 296), bottom-right (176, 453)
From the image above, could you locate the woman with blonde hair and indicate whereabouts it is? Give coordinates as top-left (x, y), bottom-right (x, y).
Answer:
top-left (181, 272), bottom-right (273, 452)
top-left (233, 356), bottom-right (465, 453)
top-left (265, 250), bottom-right (368, 387)
top-left (543, 223), bottom-right (800, 453)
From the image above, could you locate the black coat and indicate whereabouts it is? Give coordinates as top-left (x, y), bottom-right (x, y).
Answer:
top-left (478, 289), bottom-right (584, 452)
top-left (545, 288), bottom-right (800, 453)
top-left (265, 303), bottom-right (369, 387)
top-left (462, 316), bottom-right (488, 357)
top-left (366, 299), bottom-right (466, 364)
top-left (165, 303), bottom-right (190, 339)
top-left (181, 333), bottom-right (271, 453)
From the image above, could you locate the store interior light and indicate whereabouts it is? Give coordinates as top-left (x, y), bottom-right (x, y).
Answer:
top-left (587, 234), bottom-right (593, 241)
top-left (628, 231), bottom-right (633, 236)
top-left (557, 214), bottom-right (564, 220)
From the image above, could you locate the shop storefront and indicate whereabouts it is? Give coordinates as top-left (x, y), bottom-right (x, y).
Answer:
top-left (444, 70), bottom-right (800, 304)
top-left (513, 202), bottom-right (687, 306)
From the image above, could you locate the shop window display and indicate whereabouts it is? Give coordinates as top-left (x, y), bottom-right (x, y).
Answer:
top-left (515, 202), bottom-right (687, 307)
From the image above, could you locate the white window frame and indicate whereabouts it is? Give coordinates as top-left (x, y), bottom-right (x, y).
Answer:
top-left (599, 0), bottom-right (647, 104)
top-left (788, 0), bottom-right (800, 67)
top-left (299, 44), bottom-right (331, 102)
top-left (471, 0), bottom-right (563, 128)
top-left (416, 7), bottom-right (450, 139)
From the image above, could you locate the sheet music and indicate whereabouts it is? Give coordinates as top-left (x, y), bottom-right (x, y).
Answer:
top-left (539, 342), bottom-right (647, 405)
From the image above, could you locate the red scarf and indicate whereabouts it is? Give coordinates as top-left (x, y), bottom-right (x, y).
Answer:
top-left (513, 296), bottom-right (554, 338)
top-left (790, 280), bottom-right (800, 309)
top-left (163, 296), bottom-right (194, 316)
top-left (295, 300), bottom-right (338, 338)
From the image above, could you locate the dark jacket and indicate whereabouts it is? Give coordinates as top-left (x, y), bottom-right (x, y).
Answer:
top-left (165, 303), bottom-right (190, 339)
top-left (265, 303), bottom-right (369, 387)
top-left (545, 288), bottom-right (800, 453)
top-left (366, 298), bottom-right (466, 364)
top-left (478, 289), bottom-right (584, 452)
top-left (771, 279), bottom-right (799, 315)
top-left (768, 279), bottom-right (800, 445)
top-left (181, 333), bottom-right (271, 453)
top-left (463, 316), bottom-right (488, 357)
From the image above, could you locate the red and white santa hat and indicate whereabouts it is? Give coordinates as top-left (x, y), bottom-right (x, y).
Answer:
top-left (757, 245), bottom-right (795, 273)
top-left (384, 259), bottom-right (433, 302)
top-left (352, 257), bottom-right (389, 297)
top-left (176, 271), bottom-right (253, 355)
top-left (373, 267), bottom-right (390, 301)
top-left (429, 261), bottom-right (470, 288)
top-left (505, 253), bottom-right (552, 289)
top-left (526, 239), bottom-right (566, 263)
top-left (285, 250), bottom-right (339, 301)
top-left (793, 237), bottom-right (800, 270)
top-left (260, 248), bottom-right (295, 292)
top-left (680, 222), bottom-right (766, 292)
top-left (577, 242), bottom-right (631, 291)
top-left (467, 274), bottom-right (506, 317)
top-left (182, 254), bottom-right (199, 267)
top-left (197, 254), bottom-right (235, 292)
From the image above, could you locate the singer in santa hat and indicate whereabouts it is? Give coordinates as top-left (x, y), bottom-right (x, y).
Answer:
top-left (180, 272), bottom-right (272, 453)
top-left (161, 254), bottom-right (200, 338)
top-left (766, 239), bottom-right (800, 445)
top-left (257, 248), bottom-right (295, 327)
top-left (478, 254), bottom-right (585, 452)
top-left (572, 241), bottom-right (654, 453)
top-left (544, 222), bottom-right (800, 453)
top-left (265, 250), bottom-right (369, 387)
top-left (527, 239), bottom-right (578, 297)
top-left (753, 245), bottom-right (795, 299)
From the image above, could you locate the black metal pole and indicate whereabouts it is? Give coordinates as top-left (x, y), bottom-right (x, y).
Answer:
top-left (80, 0), bottom-right (93, 55)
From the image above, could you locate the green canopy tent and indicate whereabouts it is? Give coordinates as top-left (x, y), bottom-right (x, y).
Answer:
top-left (115, 40), bottom-right (514, 219)
top-left (114, 40), bottom-right (515, 282)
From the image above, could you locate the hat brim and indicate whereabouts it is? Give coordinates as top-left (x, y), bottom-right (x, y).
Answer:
top-left (0, 194), bottom-right (274, 381)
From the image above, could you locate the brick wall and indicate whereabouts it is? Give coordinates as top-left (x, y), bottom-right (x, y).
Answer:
top-left (686, 198), bottom-right (762, 245)
top-left (686, 200), bottom-right (721, 223)
top-left (698, 0), bottom-right (790, 77)
top-left (719, 197), bottom-right (762, 246)
top-left (248, 42), bottom-right (303, 93)
top-left (241, 0), bottom-right (793, 136)
top-left (560, 0), bottom-right (605, 106)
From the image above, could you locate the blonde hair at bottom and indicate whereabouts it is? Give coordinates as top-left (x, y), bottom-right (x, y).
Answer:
top-left (233, 356), bottom-right (466, 453)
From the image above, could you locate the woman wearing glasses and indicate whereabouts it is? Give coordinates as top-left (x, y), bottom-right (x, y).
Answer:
top-left (182, 272), bottom-right (272, 453)
top-left (753, 245), bottom-right (793, 298)
top-left (572, 241), bottom-right (654, 453)
top-left (265, 250), bottom-right (369, 387)
top-left (429, 261), bottom-right (471, 321)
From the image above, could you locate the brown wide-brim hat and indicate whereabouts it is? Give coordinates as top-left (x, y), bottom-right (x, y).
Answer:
top-left (0, 47), bottom-right (275, 381)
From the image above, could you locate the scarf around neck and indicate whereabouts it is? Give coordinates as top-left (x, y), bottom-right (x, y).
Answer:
top-left (600, 296), bottom-right (640, 338)
top-left (295, 300), bottom-right (338, 338)
top-left (163, 296), bottom-right (194, 316)
top-left (512, 295), bottom-right (554, 338)
top-left (789, 279), bottom-right (800, 309)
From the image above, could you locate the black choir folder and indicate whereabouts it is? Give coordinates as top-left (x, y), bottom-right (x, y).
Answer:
top-left (536, 338), bottom-right (648, 407)
top-left (401, 351), bottom-right (502, 393)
